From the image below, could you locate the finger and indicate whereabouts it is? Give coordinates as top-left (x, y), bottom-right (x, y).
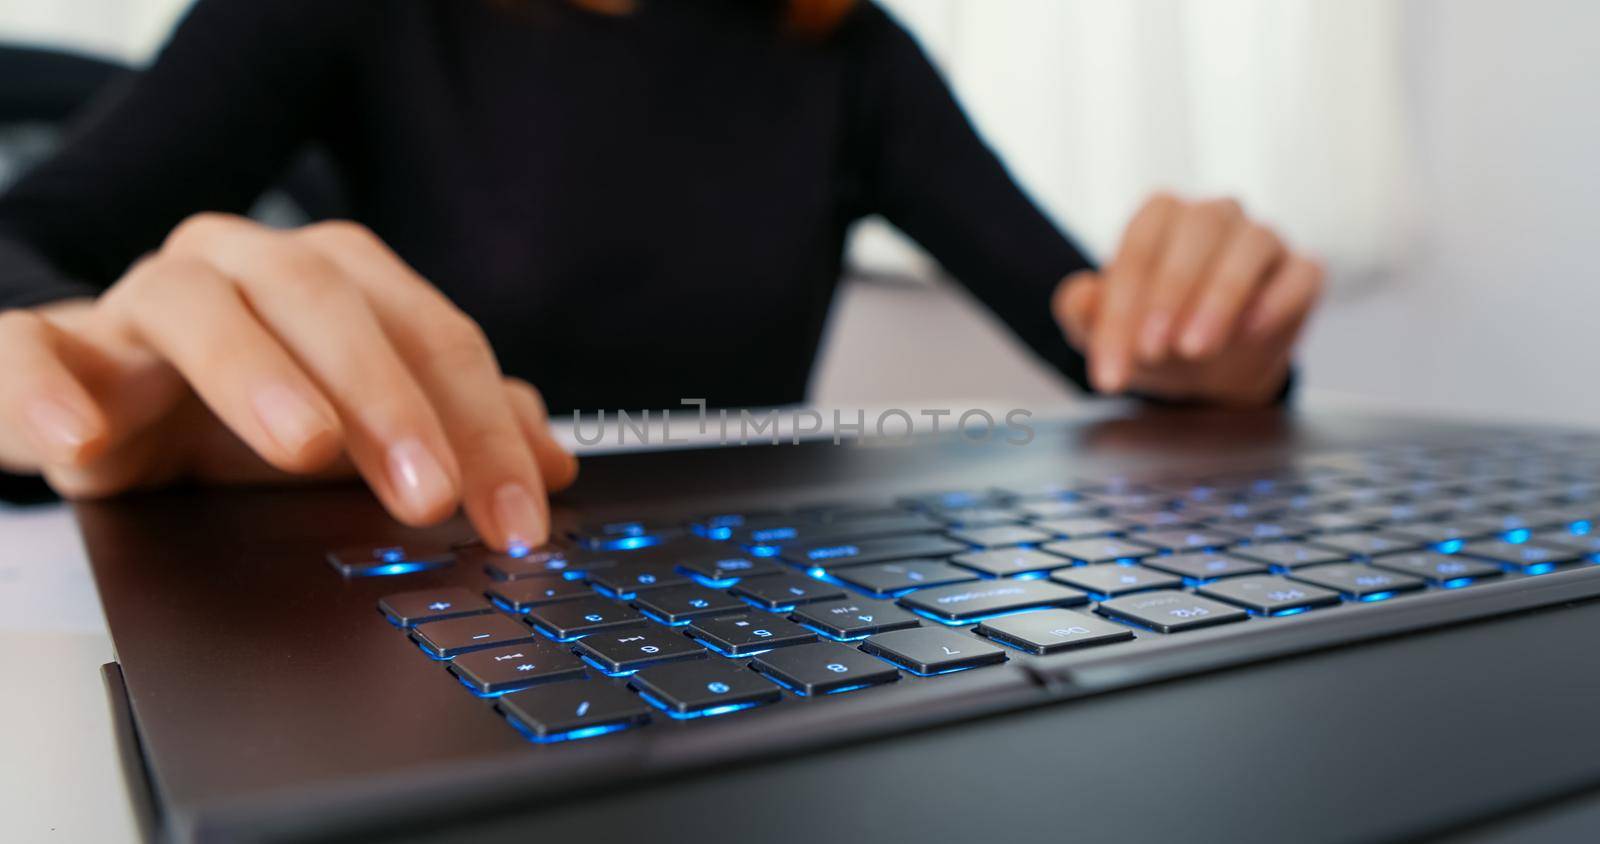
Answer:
top-left (1051, 271), bottom-right (1101, 350)
top-left (1242, 253), bottom-right (1325, 341)
top-left (106, 256), bottom-right (344, 474)
top-left (1174, 221), bottom-right (1285, 360)
top-left (1139, 199), bottom-right (1244, 363)
top-left (1091, 193), bottom-right (1180, 392)
top-left (504, 377), bottom-right (579, 492)
top-left (162, 214), bottom-right (462, 526)
top-left (298, 221), bottom-right (550, 549)
top-left (0, 310), bottom-right (108, 469)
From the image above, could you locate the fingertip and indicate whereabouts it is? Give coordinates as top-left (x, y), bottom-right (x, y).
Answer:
top-left (22, 395), bottom-right (107, 466)
top-left (491, 481), bottom-right (549, 552)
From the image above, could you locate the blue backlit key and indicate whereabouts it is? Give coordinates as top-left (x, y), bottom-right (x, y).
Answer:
top-left (630, 585), bottom-right (747, 625)
top-left (378, 587), bottom-right (492, 627)
top-left (410, 614), bottom-right (538, 658)
top-left (479, 545), bottom-right (618, 581)
top-left (587, 563), bottom-right (691, 598)
top-left (1017, 500), bottom-right (1105, 520)
top-left (1287, 563), bottom-right (1426, 600)
top-left (672, 553), bottom-right (786, 584)
top-left (935, 506), bottom-right (1027, 528)
top-left (1139, 552), bottom-right (1269, 583)
top-left (497, 681), bottom-right (650, 742)
top-left (1124, 528), bottom-right (1237, 553)
top-left (1306, 531), bottom-right (1425, 558)
top-left (1229, 541), bottom-right (1348, 570)
top-left (525, 598), bottom-right (645, 641)
top-left (1049, 564), bottom-right (1181, 598)
top-left (1030, 516), bottom-right (1126, 538)
top-left (897, 579), bottom-right (1087, 623)
top-left (1367, 552), bottom-right (1502, 586)
top-left (572, 628), bottom-right (707, 675)
top-left (629, 660), bottom-right (782, 718)
top-left (731, 574), bottom-right (847, 610)
top-left (830, 560), bottom-right (979, 597)
top-left (485, 576), bottom-right (591, 612)
top-left (780, 534), bottom-right (968, 567)
top-left (1039, 538), bottom-right (1156, 565)
top-left (1096, 590), bottom-right (1249, 633)
top-left (946, 524), bottom-right (1053, 548)
top-left (788, 599), bottom-right (921, 639)
top-left (1458, 540), bottom-right (1584, 573)
top-left (744, 513), bottom-right (942, 547)
top-left (950, 547), bottom-right (1073, 578)
top-left (976, 609), bottom-right (1135, 654)
top-left (449, 643), bottom-right (587, 695)
top-left (751, 641), bottom-right (900, 695)
top-left (1197, 575), bottom-right (1342, 616)
top-left (859, 627), bottom-right (1006, 675)
top-left (328, 543), bottom-right (454, 577)
top-left (686, 614), bottom-right (817, 656)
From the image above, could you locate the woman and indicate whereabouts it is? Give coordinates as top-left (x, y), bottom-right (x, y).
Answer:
top-left (0, 0), bottom-right (1322, 551)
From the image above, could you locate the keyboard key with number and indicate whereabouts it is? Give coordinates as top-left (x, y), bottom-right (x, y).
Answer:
top-left (449, 643), bottom-right (587, 695)
top-left (1040, 538), bottom-right (1156, 565)
top-left (1096, 591), bottom-right (1249, 633)
top-left (379, 587), bottom-right (492, 627)
top-left (731, 574), bottom-right (847, 610)
top-left (859, 627), bottom-right (1007, 675)
top-left (485, 577), bottom-right (591, 612)
top-left (497, 681), bottom-right (650, 742)
top-left (947, 524), bottom-right (1054, 548)
top-left (572, 628), bottom-right (707, 675)
top-left (1458, 540), bottom-right (1583, 572)
top-left (751, 642), bottom-right (901, 695)
top-left (1368, 551), bottom-right (1503, 586)
top-left (411, 614), bottom-right (538, 658)
top-left (1050, 564), bottom-right (1182, 598)
top-left (686, 614), bottom-right (817, 656)
top-left (789, 599), bottom-right (921, 640)
top-left (587, 563), bottom-right (691, 598)
top-left (329, 543), bottom-right (454, 577)
top-left (830, 560), bottom-right (978, 597)
top-left (976, 609), bottom-right (1136, 654)
top-left (781, 534), bottom-right (969, 567)
top-left (629, 660), bottom-right (782, 717)
top-left (1198, 576), bottom-right (1342, 615)
top-left (1230, 541), bottom-right (1349, 570)
top-left (525, 598), bottom-right (645, 641)
top-left (898, 579), bottom-right (1088, 623)
top-left (630, 585), bottom-right (747, 625)
top-left (1307, 532), bottom-right (1424, 558)
top-left (1140, 552), bottom-right (1270, 583)
top-left (1288, 563), bottom-right (1426, 600)
top-left (950, 547), bottom-right (1072, 577)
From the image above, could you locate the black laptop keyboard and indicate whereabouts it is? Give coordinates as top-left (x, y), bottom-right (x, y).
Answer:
top-left (334, 438), bottom-right (1600, 744)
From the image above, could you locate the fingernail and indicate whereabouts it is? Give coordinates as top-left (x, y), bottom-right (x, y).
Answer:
top-left (251, 384), bottom-right (332, 456)
top-left (24, 397), bottom-right (93, 454)
top-left (1179, 315), bottom-right (1218, 359)
top-left (1138, 311), bottom-right (1173, 361)
top-left (492, 482), bottom-right (546, 550)
top-left (386, 439), bottom-right (455, 517)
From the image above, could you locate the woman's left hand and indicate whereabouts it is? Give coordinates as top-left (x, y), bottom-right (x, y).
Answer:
top-left (1052, 192), bottom-right (1324, 407)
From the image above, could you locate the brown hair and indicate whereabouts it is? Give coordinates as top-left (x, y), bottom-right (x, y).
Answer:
top-left (567, 0), bottom-right (857, 37)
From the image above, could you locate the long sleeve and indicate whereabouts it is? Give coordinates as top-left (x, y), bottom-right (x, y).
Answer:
top-left (845, 4), bottom-right (1097, 393)
top-left (0, 0), bottom-right (360, 309)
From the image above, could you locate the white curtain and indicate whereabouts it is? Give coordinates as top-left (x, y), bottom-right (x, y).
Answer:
top-left (0, 0), bottom-right (190, 61)
top-left (855, 0), bottom-right (1412, 290)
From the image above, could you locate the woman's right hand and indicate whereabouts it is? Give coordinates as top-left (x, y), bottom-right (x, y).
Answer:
top-left (0, 213), bottom-right (576, 550)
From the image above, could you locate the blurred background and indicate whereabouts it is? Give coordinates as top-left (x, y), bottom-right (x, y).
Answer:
top-left (2, 0), bottom-right (1597, 423)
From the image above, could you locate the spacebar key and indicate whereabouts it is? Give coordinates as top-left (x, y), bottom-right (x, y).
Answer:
top-left (782, 534), bottom-right (969, 567)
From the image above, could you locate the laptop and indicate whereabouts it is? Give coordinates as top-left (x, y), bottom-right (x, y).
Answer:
top-left (78, 406), bottom-right (1600, 843)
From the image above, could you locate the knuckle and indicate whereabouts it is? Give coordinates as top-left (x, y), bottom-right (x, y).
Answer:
top-left (164, 212), bottom-right (243, 254)
top-left (421, 309), bottom-right (492, 366)
top-left (301, 219), bottom-right (381, 252)
top-left (0, 308), bottom-right (46, 342)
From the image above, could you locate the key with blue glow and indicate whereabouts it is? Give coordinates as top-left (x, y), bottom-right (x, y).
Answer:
top-left (759, 512), bottom-right (946, 547)
top-left (1458, 540), bottom-right (1584, 573)
top-left (478, 545), bottom-right (618, 581)
top-left (1113, 510), bottom-right (1202, 531)
top-left (859, 627), bottom-right (1006, 675)
top-left (1527, 529), bottom-right (1600, 557)
top-left (829, 560), bottom-right (979, 597)
top-left (1123, 528), bottom-right (1237, 553)
top-left (328, 543), bottom-right (454, 577)
top-left (686, 614), bottom-right (817, 656)
top-left (1016, 500), bottom-right (1105, 520)
top-left (898, 490), bottom-right (1008, 511)
top-left (780, 534), bottom-right (969, 568)
top-left (672, 553), bottom-right (786, 584)
top-left (1039, 537), bottom-right (1156, 565)
top-left (751, 641), bottom-right (900, 695)
top-left (1197, 575), bottom-right (1342, 616)
top-left (934, 506), bottom-right (1028, 528)
top-left (449, 643), bottom-right (587, 695)
top-left (485, 576), bottom-right (591, 612)
top-left (497, 681), bottom-right (651, 742)
top-left (976, 609), bottom-right (1135, 654)
top-left (950, 547), bottom-right (1073, 578)
top-left (1299, 512), bottom-right (1378, 533)
top-left (628, 660), bottom-right (782, 718)
top-left (1306, 531), bottom-right (1425, 558)
top-left (1049, 564), bottom-right (1182, 598)
top-left (1228, 541), bottom-right (1348, 570)
top-left (410, 614), bottom-right (538, 658)
top-left (1139, 552), bottom-right (1269, 583)
top-left (586, 562), bottom-right (691, 598)
top-left (947, 524), bottom-right (1054, 548)
top-left (788, 599), bottom-right (921, 639)
top-left (525, 597), bottom-right (645, 641)
top-left (378, 587), bottom-right (492, 627)
top-left (630, 585), bottom-right (747, 625)
top-left (1095, 590), bottom-right (1249, 633)
top-left (897, 579), bottom-right (1088, 624)
top-left (1287, 563), bottom-right (1426, 600)
top-left (731, 574), bottom-right (847, 610)
top-left (572, 628), bottom-right (707, 675)
top-left (1367, 551), bottom-right (1502, 586)
top-left (1385, 521), bottom-right (1498, 547)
